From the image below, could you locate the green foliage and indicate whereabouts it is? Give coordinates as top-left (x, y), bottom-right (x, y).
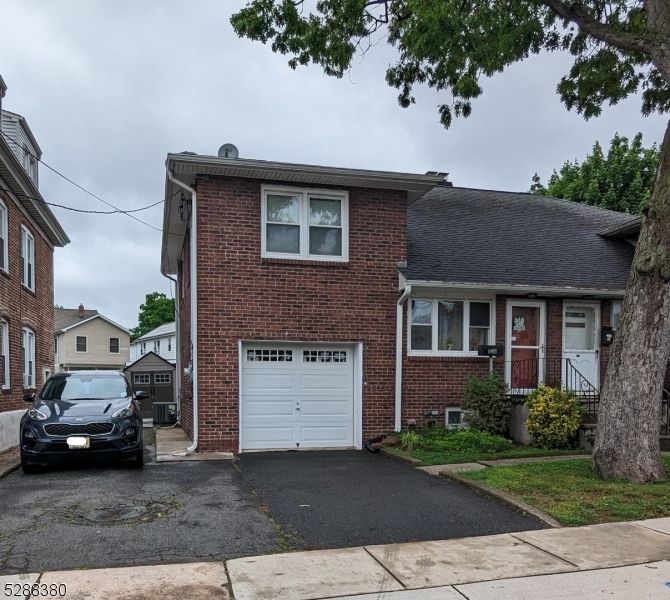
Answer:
top-left (461, 372), bottom-right (511, 435)
top-left (231, 1), bottom-right (670, 129)
top-left (414, 428), bottom-right (514, 454)
top-left (530, 133), bottom-right (660, 214)
top-left (463, 457), bottom-right (670, 526)
top-left (130, 292), bottom-right (175, 341)
top-left (399, 429), bottom-right (420, 450)
top-left (525, 385), bottom-right (583, 449)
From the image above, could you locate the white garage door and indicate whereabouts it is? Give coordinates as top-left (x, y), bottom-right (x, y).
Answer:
top-left (241, 345), bottom-right (355, 451)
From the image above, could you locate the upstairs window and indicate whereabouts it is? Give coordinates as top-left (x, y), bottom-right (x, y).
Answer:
top-left (22, 327), bottom-right (35, 388)
top-left (168, 337), bottom-right (172, 352)
top-left (409, 299), bottom-right (492, 355)
top-left (0, 200), bottom-right (7, 273)
top-left (109, 337), bottom-right (120, 353)
top-left (1, 320), bottom-right (9, 389)
top-left (76, 336), bottom-right (87, 352)
top-left (140, 342), bottom-right (146, 355)
top-left (154, 339), bottom-right (160, 355)
top-left (21, 226), bottom-right (35, 291)
top-left (262, 186), bottom-right (348, 262)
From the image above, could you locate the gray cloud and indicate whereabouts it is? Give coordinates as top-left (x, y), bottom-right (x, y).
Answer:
top-left (0, 0), bottom-right (665, 327)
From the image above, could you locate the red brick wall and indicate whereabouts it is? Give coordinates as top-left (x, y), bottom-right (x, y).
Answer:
top-left (178, 228), bottom-right (193, 438)
top-left (0, 190), bottom-right (55, 414)
top-left (186, 177), bottom-right (406, 452)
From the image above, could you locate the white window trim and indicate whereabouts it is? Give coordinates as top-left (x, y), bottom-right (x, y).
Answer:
top-left (134, 373), bottom-right (150, 385)
top-left (75, 335), bottom-right (88, 353)
top-left (109, 337), bottom-right (120, 354)
top-left (0, 199), bottom-right (8, 274)
top-left (1, 319), bottom-right (9, 389)
top-left (22, 327), bottom-right (35, 389)
top-left (154, 339), bottom-right (161, 355)
top-left (140, 342), bottom-right (146, 355)
top-left (168, 337), bottom-right (172, 352)
top-left (445, 407), bottom-right (468, 429)
top-left (155, 372), bottom-right (171, 384)
top-left (407, 298), bottom-right (494, 357)
top-left (21, 226), bottom-right (35, 291)
top-left (261, 185), bottom-right (349, 262)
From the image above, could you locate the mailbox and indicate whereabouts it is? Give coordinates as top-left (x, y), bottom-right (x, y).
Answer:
top-left (601, 327), bottom-right (614, 346)
top-left (477, 344), bottom-right (504, 357)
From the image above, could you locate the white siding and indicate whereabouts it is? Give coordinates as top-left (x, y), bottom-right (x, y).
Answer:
top-left (130, 334), bottom-right (176, 364)
top-left (56, 318), bottom-right (130, 370)
top-left (1, 111), bottom-right (38, 187)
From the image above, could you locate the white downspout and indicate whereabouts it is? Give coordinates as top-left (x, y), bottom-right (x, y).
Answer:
top-left (167, 170), bottom-right (198, 454)
top-left (395, 285), bottom-right (411, 432)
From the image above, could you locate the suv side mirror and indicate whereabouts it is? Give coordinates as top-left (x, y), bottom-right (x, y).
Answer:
top-left (23, 393), bottom-right (36, 403)
top-left (135, 391), bottom-right (149, 400)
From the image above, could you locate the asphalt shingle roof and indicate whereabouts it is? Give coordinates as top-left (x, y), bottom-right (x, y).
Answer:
top-left (135, 321), bottom-right (176, 341)
top-left (404, 187), bottom-right (637, 291)
top-left (54, 308), bottom-right (99, 332)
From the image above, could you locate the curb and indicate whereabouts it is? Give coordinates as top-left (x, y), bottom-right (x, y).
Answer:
top-left (439, 471), bottom-right (562, 528)
top-left (0, 461), bottom-right (20, 480)
top-left (379, 448), bottom-right (423, 467)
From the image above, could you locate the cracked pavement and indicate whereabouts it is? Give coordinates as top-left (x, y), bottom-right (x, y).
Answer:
top-left (0, 459), bottom-right (277, 574)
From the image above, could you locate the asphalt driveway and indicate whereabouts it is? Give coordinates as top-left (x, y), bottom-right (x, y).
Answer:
top-left (237, 450), bottom-right (546, 550)
top-left (0, 460), bottom-right (277, 575)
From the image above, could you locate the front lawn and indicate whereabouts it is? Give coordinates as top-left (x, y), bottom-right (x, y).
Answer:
top-left (461, 457), bottom-right (670, 526)
top-left (385, 428), bottom-right (587, 465)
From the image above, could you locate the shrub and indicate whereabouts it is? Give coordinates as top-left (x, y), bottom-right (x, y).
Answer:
top-left (399, 430), bottom-right (420, 451)
top-left (418, 429), bottom-right (513, 454)
top-left (461, 372), bottom-right (511, 435)
top-left (525, 385), bottom-right (582, 449)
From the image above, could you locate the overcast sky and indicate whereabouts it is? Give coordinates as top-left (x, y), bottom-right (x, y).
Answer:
top-left (0, 1), bottom-right (666, 329)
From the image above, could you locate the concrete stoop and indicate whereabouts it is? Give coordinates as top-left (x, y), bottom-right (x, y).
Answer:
top-left (3, 518), bottom-right (670, 599)
top-left (155, 426), bottom-right (234, 462)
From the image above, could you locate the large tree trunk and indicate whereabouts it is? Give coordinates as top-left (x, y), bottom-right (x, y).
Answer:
top-left (592, 119), bottom-right (670, 483)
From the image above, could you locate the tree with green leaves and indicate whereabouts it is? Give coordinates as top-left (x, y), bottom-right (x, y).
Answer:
top-left (531, 133), bottom-right (660, 214)
top-left (131, 292), bottom-right (175, 341)
top-left (232, 0), bottom-right (670, 482)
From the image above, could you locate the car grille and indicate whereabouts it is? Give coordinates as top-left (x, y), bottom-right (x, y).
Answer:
top-left (44, 422), bottom-right (115, 437)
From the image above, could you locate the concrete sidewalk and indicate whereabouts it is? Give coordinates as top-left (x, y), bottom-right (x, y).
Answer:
top-left (4, 518), bottom-right (670, 599)
top-left (155, 426), bottom-right (234, 461)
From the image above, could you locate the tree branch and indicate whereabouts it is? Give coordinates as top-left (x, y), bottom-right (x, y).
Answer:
top-left (541, 0), bottom-right (651, 54)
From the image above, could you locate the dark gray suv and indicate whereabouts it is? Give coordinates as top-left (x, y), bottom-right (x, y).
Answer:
top-left (19, 371), bottom-right (147, 473)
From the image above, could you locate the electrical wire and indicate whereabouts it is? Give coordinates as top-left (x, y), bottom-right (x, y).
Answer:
top-left (0, 130), bottom-right (180, 233)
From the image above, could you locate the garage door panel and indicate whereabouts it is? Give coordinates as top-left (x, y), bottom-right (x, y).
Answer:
top-left (244, 400), bottom-right (295, 416)
top-left (244, 373), bottom-right (295, 391)
top-left (243, 426), bottom-right (296, 445)
top-left (300, 373), bottom-right (351, 391)
top-left (301, 399), bottom-right (351, 417)
top-left (300, 426), bottom-right (352, 445)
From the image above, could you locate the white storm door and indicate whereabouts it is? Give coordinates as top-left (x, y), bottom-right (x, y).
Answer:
top-left (562, 303), bottom-right (600, 392)
top-left (505, 301), bottom-right (546, 394)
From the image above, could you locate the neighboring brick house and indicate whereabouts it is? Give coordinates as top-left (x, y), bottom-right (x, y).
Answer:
top-left (160, 151), bottom-right (647, 454)
top-left (54, 305), bottom-right (130, 372)
top-left (0, 75), bottom-right (69, 450)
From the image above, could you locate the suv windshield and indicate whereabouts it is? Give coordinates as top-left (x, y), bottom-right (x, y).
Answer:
top-left (41, 376), bottom-right (129, 401)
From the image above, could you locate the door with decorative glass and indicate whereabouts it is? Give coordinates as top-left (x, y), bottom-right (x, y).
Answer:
top-left (505, 301), bottom-right (546, 394)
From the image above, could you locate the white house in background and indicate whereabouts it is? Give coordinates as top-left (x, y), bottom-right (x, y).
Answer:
top-left (129, 322), bottom-right (176, 365)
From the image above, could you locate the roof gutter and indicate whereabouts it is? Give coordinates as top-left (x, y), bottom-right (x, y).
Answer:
top-left (167, 170), bottom-right (197, 455)
top-left (395, 285), bottom-right (411, 432)
top-left (402, 280), bottom-right (626, 298)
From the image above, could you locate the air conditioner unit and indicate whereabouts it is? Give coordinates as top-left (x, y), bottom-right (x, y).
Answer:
top-left (153, 402), bottom-right (177, 425)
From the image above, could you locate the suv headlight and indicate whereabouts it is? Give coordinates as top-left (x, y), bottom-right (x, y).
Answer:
top-left (112, 404), bottom-right (133, 419)
top-left (27, 408), bottom-right (48, 421)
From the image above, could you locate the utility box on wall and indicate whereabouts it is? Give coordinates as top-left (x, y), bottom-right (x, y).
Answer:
top-left (601, 327), bottom-right (614, 346)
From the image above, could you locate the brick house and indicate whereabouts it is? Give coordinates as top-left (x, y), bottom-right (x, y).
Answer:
top-left (160, 151), bottom-right (647, 454)
top-left (0, 75), bottom-right (70, 450)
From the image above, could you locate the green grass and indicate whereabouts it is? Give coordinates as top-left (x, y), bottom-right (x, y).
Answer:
top-left (387, 445), bottom-right (587, 466)
top-left (461, 457), bottom-right (670, 526)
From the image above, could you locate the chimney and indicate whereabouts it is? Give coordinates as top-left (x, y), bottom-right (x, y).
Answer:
top-left (78, 304), bottom-right (84, 318)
